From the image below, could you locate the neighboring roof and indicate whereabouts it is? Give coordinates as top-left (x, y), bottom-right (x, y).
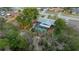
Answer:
top-left (72, 8), bottom-right (79, 13)
top-left (37, 18), bottom-right (55, 28)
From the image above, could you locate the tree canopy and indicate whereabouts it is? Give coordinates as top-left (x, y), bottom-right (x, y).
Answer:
top-left (0, 17), bottom-right (5, 31)
top-left (16, 8), bottom-right (39, 29)
top-left (54, 18), bottom-right (66, 35)
top-left (23, 8), bottom-right (39, 20)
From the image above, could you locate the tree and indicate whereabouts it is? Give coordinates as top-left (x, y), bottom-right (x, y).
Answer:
top-left (0, 17), bottom-right (5, 31)
top-left (53, 18), bottom-right (79, 51)
top-left (0, 17), bottom-right (6, 38)
top-left (5, 24), bottom-right (19, 50)
top-left (16, 8), bottom-right (39, 30)
top-left (23, 8), bottom-right (39, 20)
top-left (16, 35), bottom-right (29, 50)
top-left (16, 15), bottom-right (31, 29)
top-left (63, 7), bottom-right (72, 14)
top-left (63, 27), bottom-right (79, 51)
top-left (0, 38), bottom-right (9, 50)
top-left (54, 18), bottom-right (66, 35)
top-left (5, 23), bottom-right (29, 51)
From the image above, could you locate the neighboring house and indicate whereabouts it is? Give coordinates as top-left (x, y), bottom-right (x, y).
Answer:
top-left (32, 18), bottom-right (55, 32)
top-left (0, 11), bottom-right (6, 16)
top-left (71, 8), bottom-right (79, 14)
top-left (48, 7), bottom-right (64, 13)
top-left (37, 8), bottom-right (48, 14)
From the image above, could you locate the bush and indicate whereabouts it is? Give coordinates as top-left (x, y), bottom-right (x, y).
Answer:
top-left (0, 38), bottom-right (9, 50)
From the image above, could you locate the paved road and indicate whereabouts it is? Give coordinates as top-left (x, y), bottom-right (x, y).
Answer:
top-left (59, 14), bottom-right (79, 32)
top-left (68, 20), bottom-right (79, 32)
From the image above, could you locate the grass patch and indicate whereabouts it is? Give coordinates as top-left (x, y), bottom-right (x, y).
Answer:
top-left (0, 38), bottom-right (9, 48)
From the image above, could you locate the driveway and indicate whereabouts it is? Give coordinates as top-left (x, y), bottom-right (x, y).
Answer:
top-left (20, 31), bottom-right (33, 44)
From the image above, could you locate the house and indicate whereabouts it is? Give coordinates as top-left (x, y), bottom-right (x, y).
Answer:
top-left (33, 18), bottom-right (55, 32)
top-left (48, 7), bottom-right (64, 13)
top-left (37, 18), bottom-right (55, 28)
top-left (0, 11), bottom-right (6, 16)
top-left (71, 8), bottom-right (79, 14)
